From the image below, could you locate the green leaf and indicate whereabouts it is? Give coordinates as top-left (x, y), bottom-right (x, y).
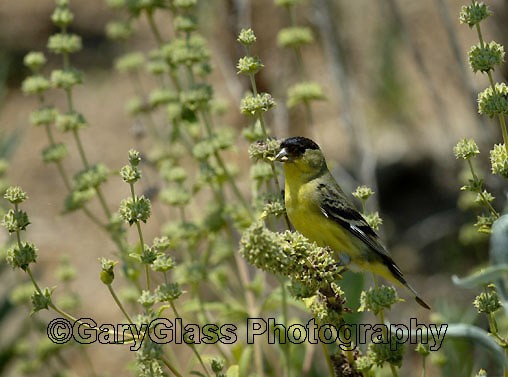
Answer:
top-left (226, 365), bottom-right (239, 377)
top-left (490, 215), bottom-right (508, 307)
top-left (444, 324), bottom-right (508, 370)
top-left (452, 265), bottom-right (508, 288)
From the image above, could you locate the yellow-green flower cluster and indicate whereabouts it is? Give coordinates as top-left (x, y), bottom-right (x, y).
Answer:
top-left (478, 83), bottom-right (508, 118)
top-left (454, 138), bottom-right (480, 160)
top-left (469, 41), bottom-right (504, 73)
top-left (237, 28), bottom-right (256, 46)
top-left (489, 143), bottom-right (508, 177)
top-left (358, 285), bottom-right (400, 315)
top-left (240, 221), bottom-right (343, 292)
top-left (368, 335), bottom-right (406, 368)
top-left (473, 285), bottom-right (501, 314)
top-left (277, 27), bottom-right (313, 48)
top-left (240, 93), bottom-right (276, 116)
top-left (287, 81), bottom-right (325, 108)
top-left (459, 2), bottom-right (491, 27)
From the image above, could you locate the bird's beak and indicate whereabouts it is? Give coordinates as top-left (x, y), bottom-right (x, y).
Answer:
top-left (275, 147), bottom-right (289, 162)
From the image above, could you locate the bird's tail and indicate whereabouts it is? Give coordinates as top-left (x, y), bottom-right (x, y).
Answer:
top-left (405, 282), bottom-right (431, 310)
top-left (383, 258), bottom-right (431, 310)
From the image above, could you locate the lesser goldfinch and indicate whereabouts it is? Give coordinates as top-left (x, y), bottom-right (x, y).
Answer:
top-left (275, 136), bottom-right (430, 309)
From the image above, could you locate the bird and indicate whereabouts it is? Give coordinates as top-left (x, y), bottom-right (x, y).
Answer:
top-left (275, 136), bottom-right (430, 309)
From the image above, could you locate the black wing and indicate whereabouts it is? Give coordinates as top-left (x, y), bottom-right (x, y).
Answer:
top-left (317, 182), bottom-right (406, 283)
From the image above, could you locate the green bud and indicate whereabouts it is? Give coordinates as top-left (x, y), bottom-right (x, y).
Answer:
top-left (474, 190), bottom-right (494, 207)
top-left (152, 254), bottom-right (175, 272)
top-left (475, 369), bottom-right (488, 377)
top-left (210, 358), bottom-right (225, 373)
top-left (2, 209), bottom-right (30, 233)
top-left (236, 56), bottom-right (264, 75)
top-left (31, 288), bottom-right (53, 314)
top-left (50, 69), bottom-right (83, 90)
top-left (152, 236), bottom-right (171, 252)
top-left (473, 285), bottom-right (501, 314)
top-left (368, 334), bottom-right (405, 368)
top-left (354, 355), bottom-right (374, 372)
top-left (55, 111), bottom-right (88, 132)
top-left (459, 2), bottom-right (492, 27)
top-left (128, 149), bottom-right (141, 166)
top-left (119, 195), bottom-right (151, 224)
top-left (478, 83), bottom-right (508, 118)
top-left (287, 81), bottom-right (325, 108)
top-left (159, 187), bottom-right (191, 207)
top-left (23, 52), bottom-right (47, 72)
top-left (47, 33), bottom-right (82, 54)
top-left (365, 212), bottom-right (383, 231)
top-left (161, 165), bottom-right (187, 183)
top-left (115, 52), bottom-right (145, 73)
top-left (63, 188), bottom-right (95, 213)
top-left (51, 6), bottom-right (74, 27)
top-left (240, 93), bottom-right (276, 116)
top-left (180, 84), bottom-right (213, 111)
top-left (42, 143), bottom-right (68, 164)
top-left (352, 185), bottom-right (374, 201)
top-left (106, 21), bottom-right (133, 40)
top-left (149, 88), bottom-right (178, 108)
top-left (162, 36), bottom-right (209, 68)
top-left (73, 164), bottom-right (109, 191)
top-left (4, 186), bottom-right (28, 204)
top-left (120, 165), bottom-right (141, 184)
top-left (248, 138), bottom-right (281, 162)
top-left (126, 96), bottom-right (149, 116)
top-left (146, 58), bottom-right (168, 75)
top-left (415, 343), bottom-right (430, 356)
top-left (358, 285), bottom-right (400, 314)
top-left (277, 27), bottom-right (313, 48)
top-left (21, 75), bottom-right (50, 95)
top-left (138, 290), bottom-right (157, 308)
top-left (237, 28), bottom-right (257, 46)
top-left (174, 15), bottom-right (197, 33)
top-left (474, 213), bottom-right (496, 233)
top-left (490, 143), bottom-right (508, 177)
top-left (99, 258), bottom-right (118, 285)
top-left (30, 107), bottom-right (58, 127)
top-left (469, 41), bottom-right (504, 73)
top-left (7, 242), bottom-right (37, 271)
top-left (454, 138), bottom-right (480, 159)
top-left (156, 282), bottom-right (182, 302)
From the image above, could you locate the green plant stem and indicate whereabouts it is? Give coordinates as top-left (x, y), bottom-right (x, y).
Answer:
top-left (421, 356), bottom-right (426, 377)
top-left (160, 355), bottom-right (184, 377)
top-left (475, 23), bottom-right (508, 154)
top-left (169, 302), bottom-right (212, 377)
top-left (108, 284), bottom-right (134, 324)
top-left (390, 363), bottom-right (400, 377)
top-left (466, 159), bottom-right (499, 217)
top-left (200, 109), bottom-right (251, 212)
top-left (321, 343), bottom-right (335, 377)
top-left (146, 10), bottom-right (164, 46)
top-left (278, 277), bottom-right (291, 377)
top-left (224, 223), bottom-right (265, 377)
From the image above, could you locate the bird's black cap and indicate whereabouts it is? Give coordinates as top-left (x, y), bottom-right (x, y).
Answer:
top-left (280, 137), bottom-right (320, 157)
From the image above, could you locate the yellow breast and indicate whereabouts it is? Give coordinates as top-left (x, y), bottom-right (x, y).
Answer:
top-left (285, 178), bottom-right (356, 256)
